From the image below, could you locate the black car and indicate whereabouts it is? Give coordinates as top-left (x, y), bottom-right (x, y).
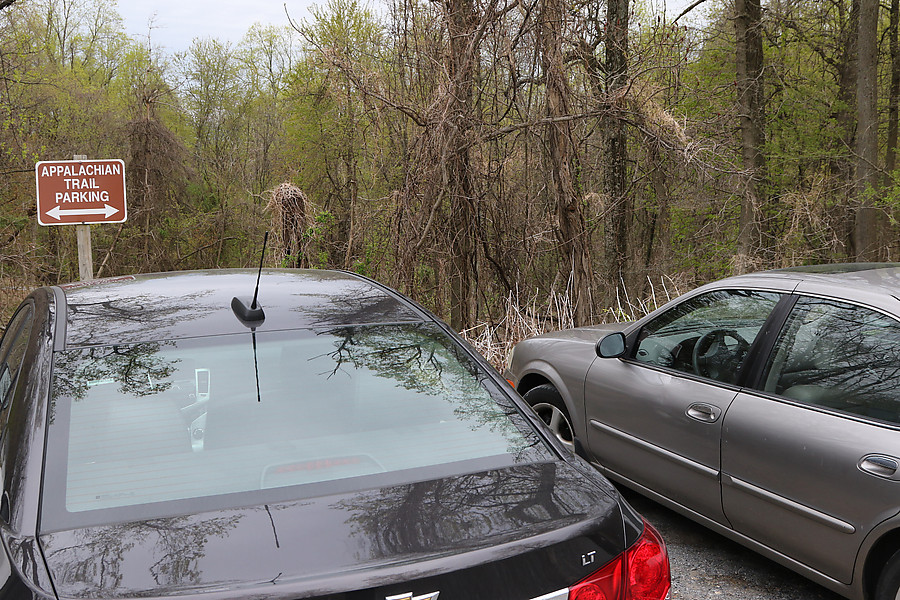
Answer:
top-left (0, 269), bottom-right (669, 600)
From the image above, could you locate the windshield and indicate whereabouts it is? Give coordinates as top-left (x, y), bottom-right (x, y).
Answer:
top-left (43, 324), bottom-right (549, 531)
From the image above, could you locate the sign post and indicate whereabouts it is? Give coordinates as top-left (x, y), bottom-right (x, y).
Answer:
top-left (73, 155), bottom-right (93, 281)
top-left (35, 156), bottom-right (127, 281)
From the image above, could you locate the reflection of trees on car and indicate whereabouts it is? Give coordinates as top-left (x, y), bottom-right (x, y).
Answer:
top-left (291, 285), bottom-right (419, 327)
top-left (53, 342), bottom-right (179, 402)
top-left (65, 291), bottom-right (214, 347)
top-left (766, 297), bottom-right (900, 423)
top-left (42, 514), bottom-right (243, 591)
top-left (320, 324), bottom-right (527, 447)
top-left (337, 463), bottom-right (612, 558)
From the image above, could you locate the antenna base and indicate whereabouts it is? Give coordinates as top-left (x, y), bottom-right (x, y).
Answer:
top-left (232, 296), bottom-right (265, 325)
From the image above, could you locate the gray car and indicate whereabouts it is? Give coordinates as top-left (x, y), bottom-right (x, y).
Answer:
top-left (504, 263), bottom-right (900, 600)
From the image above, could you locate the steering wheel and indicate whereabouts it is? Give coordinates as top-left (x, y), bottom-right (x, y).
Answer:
top-left (692, 329), bottom-right (750, 382)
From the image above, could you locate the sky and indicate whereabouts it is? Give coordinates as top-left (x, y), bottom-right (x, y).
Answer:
top-left (119, 0), bottom-right (316, 53)
top-left (118, 0), bottom-right (699, 55)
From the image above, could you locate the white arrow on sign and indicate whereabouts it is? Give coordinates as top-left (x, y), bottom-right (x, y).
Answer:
top-left (45, 204), bottom-right (120, 221)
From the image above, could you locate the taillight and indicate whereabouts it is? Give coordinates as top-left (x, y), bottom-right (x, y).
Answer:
top-left (625, 520), bottom-right (670, 600)
top-left (569, 519), bottom-right (670, 600)
top-left (570, 554), bottom-right (624, 600)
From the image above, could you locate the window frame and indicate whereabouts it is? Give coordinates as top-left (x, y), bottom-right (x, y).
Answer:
top-left (627, 288), bottom-right (785, 387)
top-left (754, 293), bottom-right (900, 426)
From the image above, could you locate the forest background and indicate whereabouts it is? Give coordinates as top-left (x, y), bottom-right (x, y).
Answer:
top-left (0, 0), bottom-right (897, 361)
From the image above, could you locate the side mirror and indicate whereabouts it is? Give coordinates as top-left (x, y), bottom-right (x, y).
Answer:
top-left (596, 332), bottom-right (627, 359)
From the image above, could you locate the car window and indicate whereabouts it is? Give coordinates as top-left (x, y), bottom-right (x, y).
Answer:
top-left (761, 296), bottom-right (900, 425)
top-left (42, 323), bottom-right (551, 530)
top-left (0, 306), bottom-right (34, 420)
top-left (634, 290), bottom-right (782, 384)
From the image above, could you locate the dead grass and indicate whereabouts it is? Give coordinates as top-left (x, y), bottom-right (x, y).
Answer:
top-left (461, 276), bottom-right (684, 371)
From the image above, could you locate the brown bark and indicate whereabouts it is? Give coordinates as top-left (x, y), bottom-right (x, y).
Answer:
top-left (602, 0), bottom-right (630, 305)
top-left (887, 0), bottom-right (900, 176)
top-left (642, 149), bottom-right (671, 289)
top-left (837, 0), bottom-right (860, 178)
top-left (443, 0), bottom-right (479, 329)
top-left (537, 0), bottom-right (594, 326)
top-left (734, 0), bottom-right (766, 273)
top-left (393, 0), bottom-right (481, 329)
top-left (855, 0), bottom-right (879, 260)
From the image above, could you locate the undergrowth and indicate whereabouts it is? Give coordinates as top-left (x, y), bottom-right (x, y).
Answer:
top-left (460, 276), bottom-right (684, 371)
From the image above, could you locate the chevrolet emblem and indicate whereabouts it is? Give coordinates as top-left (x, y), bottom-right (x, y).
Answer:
top-left (386, 592), bottom-right (440, 600)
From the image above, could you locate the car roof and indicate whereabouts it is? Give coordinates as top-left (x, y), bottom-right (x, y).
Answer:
top-left (706, 263), bottom-right (900, 312)
top-left (55, 269), bottom-right (426, 349)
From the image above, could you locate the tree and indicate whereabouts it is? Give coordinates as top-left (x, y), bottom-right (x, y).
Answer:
top-left (854, 0), bottom-right (878, 259)
top-left (237, 24), bottom-right (297, 195)
top-left (888, 0), bottom-right (900, 177)
top-left (536, 0), bottom-right (594, 325)
top-left (602, 0), bottom-right (631, 302)
top-left (292, 0), bottom-right (383, 269)
top-left (121, 44), bottom-right (192, 273)
top-left (179, 38), bottom-right (246, 265)
top-left (734, 0), bottom-right (766, 272)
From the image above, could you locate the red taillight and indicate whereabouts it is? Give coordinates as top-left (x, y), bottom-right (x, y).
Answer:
top-left (570, 520), bottom-right (670, 600)
top-left (570, 554), bottom-right (624, 600)
top-left (625, 520), bottom-right (670, 600)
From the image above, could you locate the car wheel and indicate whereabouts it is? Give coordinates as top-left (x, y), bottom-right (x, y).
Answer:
top-left (875, 548), bottom-right (900, 600)
top-left (523, 384), bottom-right (576, 453)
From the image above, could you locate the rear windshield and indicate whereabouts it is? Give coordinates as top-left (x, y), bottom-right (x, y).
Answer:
top-left (43, 324), bottom-right (549, 531)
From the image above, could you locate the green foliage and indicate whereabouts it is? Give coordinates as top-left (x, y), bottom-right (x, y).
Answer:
top-left (4, 0), bottom-right (900, 327)
top-left (669, 200), bottom-right (740, 281)
top-left (351, 240), bottom-right (379, 276)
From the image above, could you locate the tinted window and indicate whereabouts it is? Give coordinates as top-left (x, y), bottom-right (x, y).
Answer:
top-left (43, 323), bottom-right (550, 530)
top-left (634, 290), bottom-right (781, 384)
top-left (761, 296), bottom-right (900, 424)
top-left (0, 306), bottom-right (34, 419)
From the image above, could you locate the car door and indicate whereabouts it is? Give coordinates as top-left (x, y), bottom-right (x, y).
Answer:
top-left (585, 288), bottom-right (782, 525)
top-left (721, 295), bottom-right (900, 584)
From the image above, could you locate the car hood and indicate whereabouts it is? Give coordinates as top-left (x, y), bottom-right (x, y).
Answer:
top-left (39, 461), bottom-right (629, 600)
top-left (529, 323), bottom-right (630, 344)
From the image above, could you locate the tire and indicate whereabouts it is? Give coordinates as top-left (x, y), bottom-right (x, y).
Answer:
top-left (876, 549), bottom-right (900, 600)
top-left (523, 384), bottom-right (576, 453)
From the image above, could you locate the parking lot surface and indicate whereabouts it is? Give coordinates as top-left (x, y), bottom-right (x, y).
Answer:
top-left (620, 489), bottom-right (845, 600)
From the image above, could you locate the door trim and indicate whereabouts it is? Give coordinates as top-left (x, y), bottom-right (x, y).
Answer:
top-left (590, 420), bottom-right (718, 478)
top-left (594, 464), bottom-right (855, 597)
top-left (722, 473), bottom-right (856, 534)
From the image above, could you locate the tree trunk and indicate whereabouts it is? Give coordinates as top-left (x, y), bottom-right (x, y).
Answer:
top-left (538, 0), bottom-right (594, 326)
top-left (444, 0), bottom-right (478, 330)
top-left (602, 0), bottom-right (630, 305)
top-left (855, 0), bottom-right (879, 260)
top-left (887, 0), bottom-right (900, 176)
top-left (734, 0), bottom-right (766, 273)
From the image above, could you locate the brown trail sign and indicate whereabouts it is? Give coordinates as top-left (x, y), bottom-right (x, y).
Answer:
top-left (35, 159), bottom-right (127, 226)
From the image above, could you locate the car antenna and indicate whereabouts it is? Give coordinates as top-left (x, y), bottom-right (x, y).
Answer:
top-left (231, 231), bottom-right (269, 324)
top-left (231, 232), bottom-right (269, 402)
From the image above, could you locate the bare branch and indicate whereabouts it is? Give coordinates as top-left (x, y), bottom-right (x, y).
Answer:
top-left (674, 0), bottom-right (710, 23)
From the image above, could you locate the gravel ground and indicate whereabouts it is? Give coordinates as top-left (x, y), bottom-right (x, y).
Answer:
top-left (619, 489), bottom-right (846, 600)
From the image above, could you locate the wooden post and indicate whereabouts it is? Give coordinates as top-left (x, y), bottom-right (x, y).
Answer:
top-left (73, 154), bottom-right (94, 281)
top-left (76, 225), bottom-right (93, 281)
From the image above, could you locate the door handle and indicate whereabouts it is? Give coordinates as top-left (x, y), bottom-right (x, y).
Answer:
top-left (686, 403), bottom-right (722, 423)
top-left (859, 455), bottom-right (900, 479)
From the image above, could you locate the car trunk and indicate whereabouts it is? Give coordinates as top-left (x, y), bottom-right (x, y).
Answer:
top-left (39, 461), bottom-right (631, 600)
